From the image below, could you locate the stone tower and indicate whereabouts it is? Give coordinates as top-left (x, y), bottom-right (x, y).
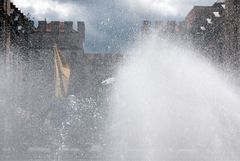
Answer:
top-left (224, 0), bottom-right (240, 69)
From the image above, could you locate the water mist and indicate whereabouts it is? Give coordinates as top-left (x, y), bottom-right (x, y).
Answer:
top-left (108, 36), bottom-right (240, 161)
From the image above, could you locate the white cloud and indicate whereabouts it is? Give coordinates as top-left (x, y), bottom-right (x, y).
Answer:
top-left (12, 0), bottom-right (88, 21)
top-left (124, 0), bottom-right (178, 16)
top-left (122, 0), bottom-right (216, 17)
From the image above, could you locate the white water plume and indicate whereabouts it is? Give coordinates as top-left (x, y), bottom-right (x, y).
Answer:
top-left (109, 36), bottom-right (240, 161)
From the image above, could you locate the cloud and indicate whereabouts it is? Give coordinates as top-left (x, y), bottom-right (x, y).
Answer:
top-left (121, 0), bottom-right (216, 17)
top-left (12, 0), bottom-right (88, 21)
top-left (122, 0), bottom-right (179, 16)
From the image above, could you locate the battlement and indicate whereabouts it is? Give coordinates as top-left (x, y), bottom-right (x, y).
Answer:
top-left (142, 20), bottom-right (185, 35)
top-left (141, 20), bottom-right (151, 34)
top-left (37, 21), bottom-right (85, 35)
top-left (29, 21), bottom-right (85, 49)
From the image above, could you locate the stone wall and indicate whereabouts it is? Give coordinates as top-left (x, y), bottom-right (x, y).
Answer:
top-left (29, 21), bottom-right (84, 50)
top-left (184, 0), bottom-right (240, 70)
top-left (224, 0), bottom-right (240, 70)
top-left (185, 2), bottom-right (225, 62)
top-left (141, 1), bottom-right (240, 66)
top-left (27, 21), bottom-right (85, 107)
top-left (26, 20), bottom-right (124, 101)
top-left (0, 1), bottom-right (124, 151)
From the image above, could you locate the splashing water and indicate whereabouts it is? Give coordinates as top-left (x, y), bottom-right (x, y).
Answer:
top-left (52, 95), bottom-right (99, 160)
top-left (109, 36), bottom-right (240, 161)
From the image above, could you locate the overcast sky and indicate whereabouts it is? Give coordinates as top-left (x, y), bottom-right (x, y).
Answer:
top-left (12, 0), bottom-right (216, 53)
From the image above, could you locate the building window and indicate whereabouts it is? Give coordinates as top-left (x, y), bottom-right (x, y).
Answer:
top-left (234, 26), bottom-right (238, 51)
top-left (233, 0), bottom-right (239, 5)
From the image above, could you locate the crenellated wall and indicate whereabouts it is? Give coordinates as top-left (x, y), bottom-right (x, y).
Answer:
top-left (141, 20), bottom-right (186, 39)
top-left (29, 21), bottom-right (85, 50)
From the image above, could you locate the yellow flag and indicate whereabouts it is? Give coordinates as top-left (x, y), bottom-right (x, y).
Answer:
top-left (53, 44), bottom-right (71, 98)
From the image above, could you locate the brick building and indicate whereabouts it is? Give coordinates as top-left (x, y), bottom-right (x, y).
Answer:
top-left (185, 0), bottom-right (240, 71)
top-left (224, 0), bottom-right (240, 70)
top-left (185, 0), bottom-right (225, 63)
top-left (143, 0), bottom-right (240, 71)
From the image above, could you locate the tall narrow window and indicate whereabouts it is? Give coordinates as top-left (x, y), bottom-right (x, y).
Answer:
top-left (233, 0), bottom-right (239, 5)
top-left (234, 26), bottom-right (238, 51)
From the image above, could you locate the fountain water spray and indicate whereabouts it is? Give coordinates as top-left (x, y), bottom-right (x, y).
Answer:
top-left (108, 35), bottom-right (240, 161)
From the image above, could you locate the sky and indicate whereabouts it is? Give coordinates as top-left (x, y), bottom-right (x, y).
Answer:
top-left (12, 0), bottom-right (217, 53)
